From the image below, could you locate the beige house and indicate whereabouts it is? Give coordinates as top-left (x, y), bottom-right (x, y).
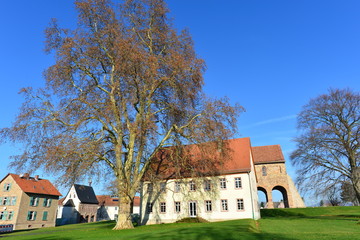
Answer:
top-left (0, 173), bottom-right (61, 230)
top-left (140, 138), bottom-right (261, 224)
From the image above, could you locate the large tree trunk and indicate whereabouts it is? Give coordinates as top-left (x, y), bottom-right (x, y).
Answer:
top-left (351, 167), bottom-right (360, 205)
top-left (113, 195), bottom-right (134, 230)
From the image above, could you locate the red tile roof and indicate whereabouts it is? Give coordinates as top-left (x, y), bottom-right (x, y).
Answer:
top-left (96, 195), bottom-right (140, 207)
top-left (146, 138), bottom-right (253, 180)
top-left (251, 145), bottom-right (285, 164)
top-left (4, 173), bottom-right (62, 196)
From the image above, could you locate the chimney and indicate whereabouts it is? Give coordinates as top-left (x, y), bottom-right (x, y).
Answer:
top-left (23, 173), bottom-right (30, 179)
top-left (35, 175), bottom-right (39, 181)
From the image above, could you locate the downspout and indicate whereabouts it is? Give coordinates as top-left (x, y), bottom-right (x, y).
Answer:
top-left (247, 171), bottom-right (255, 219)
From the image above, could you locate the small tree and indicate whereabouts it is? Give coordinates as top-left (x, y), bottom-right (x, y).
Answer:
top-left (291, 88), bottom-right (360, 203)
top-left (0, 0), bottom-right (242, 230)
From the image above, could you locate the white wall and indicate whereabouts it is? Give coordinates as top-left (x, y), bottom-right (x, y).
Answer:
top-left (141, 172), bottom-right (260, 225)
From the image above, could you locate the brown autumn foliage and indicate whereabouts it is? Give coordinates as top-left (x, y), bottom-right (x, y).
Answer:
top-left (291, 88), bottom-right (360, 205)
top-left (0, 0), bottom-right (242, 229)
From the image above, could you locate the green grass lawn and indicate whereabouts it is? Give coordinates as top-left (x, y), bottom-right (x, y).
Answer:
top-left (2, 207), bottom-right (360, 240)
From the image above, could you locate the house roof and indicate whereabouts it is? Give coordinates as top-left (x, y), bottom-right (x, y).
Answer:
top-left (251, 145), bottom-right (285, 164)
top-left (146, 137), bottom-right (253, 180)
top-left (73, 184), bottom-right (98, 204)
top-left (1, 173), bottom-right (61, 196)
top-left (96, 195), bottom-right (140, 207)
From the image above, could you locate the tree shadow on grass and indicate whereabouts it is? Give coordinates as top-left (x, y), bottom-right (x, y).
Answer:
top-left (129, 223), bottom-right (295, 240)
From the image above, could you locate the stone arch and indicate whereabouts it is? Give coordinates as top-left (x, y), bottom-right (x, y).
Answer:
top-left (257, 186), bottom-right (268, 208)
top-left (272, 185), bottom-right (289, 208)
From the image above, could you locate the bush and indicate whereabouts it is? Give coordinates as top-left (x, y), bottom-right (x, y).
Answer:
top-left (175, 217), bottom-right (209, 223)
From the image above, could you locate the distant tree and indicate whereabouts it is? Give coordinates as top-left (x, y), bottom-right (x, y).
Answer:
top-left (291, 88), bottom-right (360, 203)
top-left (0, 0), bottom-right (242, 230)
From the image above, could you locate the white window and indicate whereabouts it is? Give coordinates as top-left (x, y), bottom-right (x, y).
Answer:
top-left (146, 203), bottom-right (153, 213)
top-left (205, 200), bottom-right (212, 212)
top-left (174, 182), bottom-right (181, 193)
top-left (237, 199), bottom-right (244, 210)
top-left (160, 202), bottom-right (166, 213)
top-left (221, 199), bottom-right (228, 211)
top-left (235, 177), bottom-right (242, 189)
top-left (204, 180), bottom-right (211, 191)
top-left (219, 178), bottom-right (227, 189)
top-left (189, 181), bottom-right (196, 191)
top-left (175, 201), bottom-right (181, 213)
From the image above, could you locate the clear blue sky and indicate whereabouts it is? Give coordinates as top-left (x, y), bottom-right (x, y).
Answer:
top-left (1, 0), bottom-right (359, 205)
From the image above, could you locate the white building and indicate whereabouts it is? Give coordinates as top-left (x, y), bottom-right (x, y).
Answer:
top-left (140, 138), bottom-right (260, 225)
top-left (96, 195), bottom-right (140, 221)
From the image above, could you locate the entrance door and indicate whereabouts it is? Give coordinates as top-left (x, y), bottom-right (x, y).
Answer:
top-left (189, 201), bottom-right (197, 217)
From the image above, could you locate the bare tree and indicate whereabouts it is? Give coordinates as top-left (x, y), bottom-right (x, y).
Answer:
top-left (0, 0), bottom-right (242, 229)
top-left (291, 88), bottom-right (360, 204)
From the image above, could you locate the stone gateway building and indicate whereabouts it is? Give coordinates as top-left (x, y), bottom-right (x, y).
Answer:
top-left (252, 145), bottom-right (305, 208)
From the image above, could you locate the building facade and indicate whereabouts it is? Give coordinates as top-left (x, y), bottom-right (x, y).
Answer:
top-left (140, 138), bottom-right (260, 224)
top-left (96, 195), bottom-right (140, 221)
top-left (57, 184), bottom-right (98, 224)
top-left (0, 173), bottom-right (61, 230)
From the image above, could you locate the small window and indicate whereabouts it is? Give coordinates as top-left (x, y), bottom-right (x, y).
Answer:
top-left (160, 202), bottom-right (166, 213)
top-left (219, 178), bottom-right (227, 189)
top-left (42, 211), bottom-right (48, 221)
top-left (147, 183), bottom-right (153, 193)
top-left (237, 199), bottom-right (244, 210)
top-left (204, 180), bottom-right (211, 191)
top-left (0, 211), bottom-right (6, 220)
top-left (146, 203), bottom-right (153, 213)
top-left (189, 181), bottom-right (196, 191)
top-left (3, 183), bottom-right (11, 192)
top-left (43, 198), bottom-right (52, 207)
top-left (262, 166), bottom-right (267, 176)
top-left (8, 211), bottom-right (14, 220)
top-left (27, 211), bottom-right (37, 221)
top-left (221, 199), bottom-right (228, 211)
top-left (160, 182), bottom-right (166, 192)
top-left (30, 197), bottom-right (39, 207)
top-left (174, 182), bottom-right (181, 193)
top-left (205, 200), bottom-right (212, 212)
top-left (235, 177), bottom-right (242, 189)
top-left (2, 197), bottom-right (8, 206)
top-left (11, 197), bottom-right (17, 206)
top-left (175, 201), bottom-right (181, 213)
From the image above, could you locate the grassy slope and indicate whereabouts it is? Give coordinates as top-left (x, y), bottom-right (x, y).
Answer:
top-left (2, 207), bottom-right (360, 240)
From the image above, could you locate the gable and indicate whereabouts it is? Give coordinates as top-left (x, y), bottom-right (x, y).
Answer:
top-left (1, 173), bottom-right (61, 197)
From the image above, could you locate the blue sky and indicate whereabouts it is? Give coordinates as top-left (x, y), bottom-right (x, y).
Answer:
top-left (1, 1), bottom-right (360, 205)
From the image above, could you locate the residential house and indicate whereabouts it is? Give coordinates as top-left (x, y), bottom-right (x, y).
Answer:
top-left (58, 184), bottom-right (98, 224)
top-left (0, 173), bottom-right (61, 230)
top-left (96, 195), bottom-right (140, 221)
top-left (140, 138), bottom-right (260, 224)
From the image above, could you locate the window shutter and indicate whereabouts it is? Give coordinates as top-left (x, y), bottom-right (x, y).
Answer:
top-left (3, 184), bottom-right (6, 191)
top-left (29, 197), bottom-right (34, 206)
top-left (27, 211), bottom-right (31, 220)
top-left (0, 197), bottom-right (3, 205)
top-left (43, 211), bottom-right (48, 221)
top-left (34, 211), bottom-right (37, 220)
top-left (43, 198), bottom-right (47, 207)
top-left (3, 211), bottom-right (8, 220)
top-left (12, 197), bottom-right (17, 206)
top-left (49, 199), bottom-right (52, 207)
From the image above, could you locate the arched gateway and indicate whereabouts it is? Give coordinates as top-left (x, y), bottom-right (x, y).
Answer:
top-left (252, 145), bottom-right (305, 208)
